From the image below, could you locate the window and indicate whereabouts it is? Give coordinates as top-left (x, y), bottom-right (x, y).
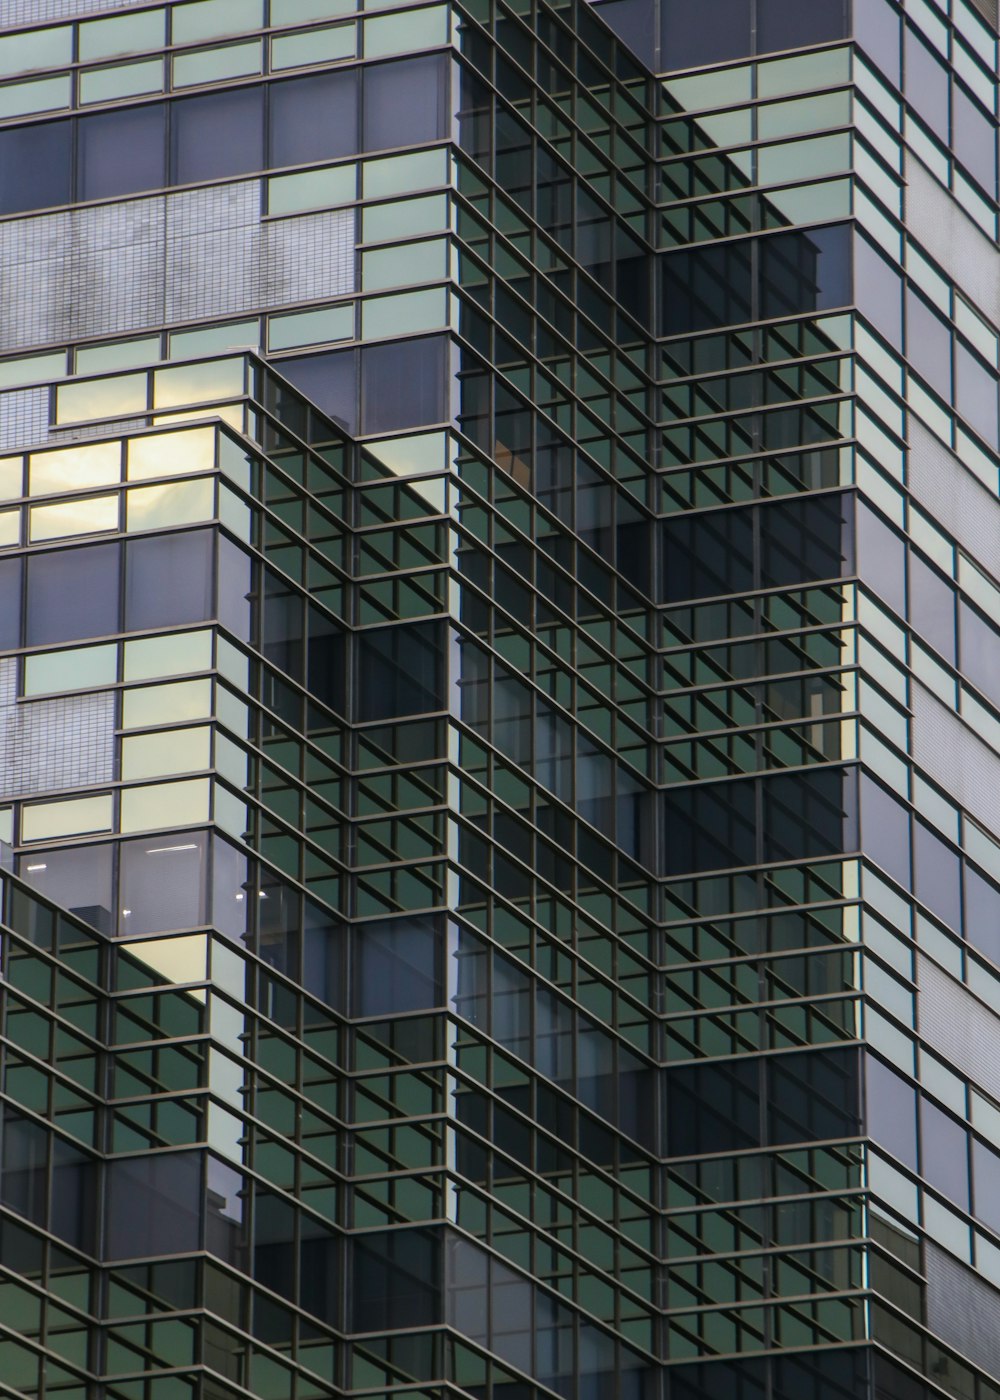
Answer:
top-left (25, 542), bottom-right (120, 646)
top-left (78, 104), bottom-right (166, 202)
top-left (269, 70), bottom-right (358, 167)
top-left (170, 85), bottom-right (264, 184)
top-left (0, 120), bottom-right (71, 215)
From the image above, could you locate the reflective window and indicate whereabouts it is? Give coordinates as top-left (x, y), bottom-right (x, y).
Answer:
top-left (78, 104), bottom-right (167, 202)
top-left (362, 55), bottom-right (448, 153)
top-left (0, 120), bottom-right (71, 216)
top-left (124, 531), bottom-right (214, 630)
top-left (171, 86), bottom-right (264, 184)
top-left (20, 843), bottom-right (114, 933)
top-left (25, 542), bottom-right (120, 646)
top-left (119, 832), bottom-right (208, 935)
top-left (269, 70), bottom-right (358, 167)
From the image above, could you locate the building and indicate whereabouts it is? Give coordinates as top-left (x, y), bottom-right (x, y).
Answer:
top-left (0, 0), bottom-right (996, 1397)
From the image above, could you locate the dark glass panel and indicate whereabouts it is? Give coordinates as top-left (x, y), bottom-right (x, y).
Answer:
top-left (758, 491), bottom-right (851, 589)
top-left (661, 506), bottom-right (753, 602)
top-left (767, 1046), bottom-right (859, 1145)
top-left (661, 0), bottom-right (752, 68)
top-left (171, 86), bottom-right (265, 184)
top-left (269, 70), bottom-right (358, 167)
top-left (253, 1189), bottom-right (295, 1302)
top-left (0, 1112), bottom-right (47, 1230)
top-left (363, 55), bottom-right (449, 152)
top-left (921, 1096), bottom-right (969, 1211)
top-left (352, 1227), bottom-right (441, 1329)
top-left (299, 1215), bottom-right (338, 1323)
top-left (356, 619), bottom-right (445, 720)
top-left (663, 776), bottom-right (757, 875)
top-left (759, 224), bottom-right (851, 320)
top-left (261, 566), bottom-right (304, 682)
top-left (124, 530), bottom-right (214, 629)
top-left (667, 1058), bottom-right (759, 1156)
top-left (306, 604), bottom-right (345, 713)
top-left (50, 1136), bottom-right (98, 1253)
top-left (361, 336), bottom-right (448, 433)
top-left (25, 542), bottom-right (120, 646)
top-left (757, 0), bottom-right (848, 53)
top-left (105, 1152), bottom-right (202, 1259)
top-left (908, 550), bottom-right (956, 663)
top-left (762, 766), bottom-right (856, 863)
top-left (78, 103), bottom-right (166, 201)
top-left (865, 1054), bottom-right (917, 1170)
top-left (662, 239), bottom-right (752, 335)
top-left (773, 1349), bottom-right (870, 1400)
top-left (0, 120), bottom-right (71, 215)
top-left (353, 914), bottom-right (440, 1016)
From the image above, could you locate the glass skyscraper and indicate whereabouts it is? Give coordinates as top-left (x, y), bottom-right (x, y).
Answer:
top-left (0, 0), bottom-right (997, 1397)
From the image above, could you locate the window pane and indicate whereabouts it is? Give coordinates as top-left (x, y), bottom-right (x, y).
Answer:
top-left (30, 494), bottom-right (119, 541)
top-left (661, 0), bottom-right (751, 68)
top-left (269, 70), bottom-right (358, 167)
top-left (119, 831), bottom-right (208, 935)
top-left (20, 843), bottom-right (114, 934)
top-left (128, 427), bottom-right (216, 481)
top-left (171, 86), bottom-right (264, 184)
top-left (362, 55), bottom-right (448, 152)
top-left (78, 104), bottom-right (167, 201)
top-left (361, 335), bottom-right (447, 432)
top-left (756, 0), bottom-right (847, 53)
top-left (25, 542), bottom-right (120, 646)
top-left (105, 1153), bottom-right (202, 1259)
top-left (353, 914), bottom-right (440, 1016)
top-left (356, 619), bottom-right (444, 719)
top-left (0, 120), bottom-right (71, 215)
top-left (0, 558), bottom-right (21, 650)
top-left (124, 531), bottom-right (214, 630)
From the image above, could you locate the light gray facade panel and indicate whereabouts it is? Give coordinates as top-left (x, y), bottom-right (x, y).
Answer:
top-left (261, 209), bottom-right (356, 307)
top-left (918, 954), bottom-right (1000, 1104)
top-left (908, 419), bottom-right (1000, 586)
top-left (905, 154), bottom-right (1000, 330)
top-left (0, 188), bottom-right (355, 355)
top-left (912, 684), bottom-right (1000, 838)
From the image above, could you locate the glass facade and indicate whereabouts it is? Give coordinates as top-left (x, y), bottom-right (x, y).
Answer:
top-left (0, 0), bottom-right (996, 1397)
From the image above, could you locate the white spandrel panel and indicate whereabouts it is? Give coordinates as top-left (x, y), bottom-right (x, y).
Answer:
top-left (165, 182), bottom-right (262, 323)
top-left (0, 658), bottom-right (115, 799)
top-left (2, 0), bottom-right (150, 26)
top-left (0, 184), bottom-right (356, 354)
top-left (0, 388), bottom-right (48, 452)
